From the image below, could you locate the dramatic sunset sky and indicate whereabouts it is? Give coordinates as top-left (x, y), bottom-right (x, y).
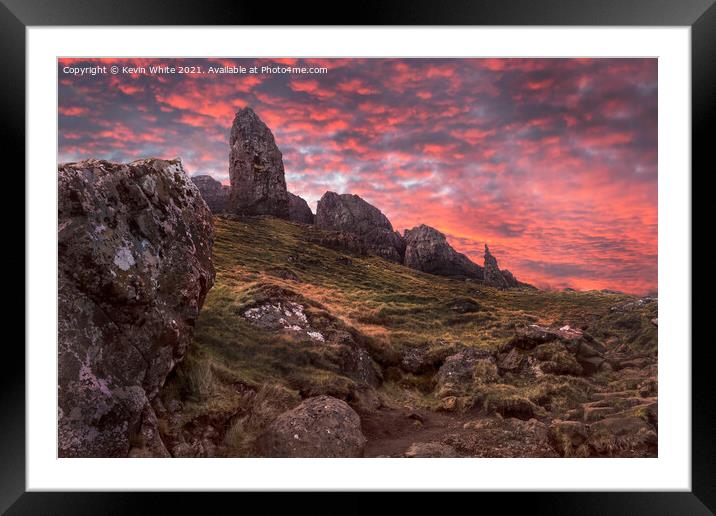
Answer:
top-left (58, 58), bottom-right (657, 294)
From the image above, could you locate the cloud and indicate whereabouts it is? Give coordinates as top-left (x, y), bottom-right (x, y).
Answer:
top-left (57, 57), bottom-right (658, 294)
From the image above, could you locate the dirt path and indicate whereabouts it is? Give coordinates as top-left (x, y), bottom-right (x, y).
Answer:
top-left (360, 406), bottom-right (475, 457)
top-left (358, 405), bottom-right (560, 458)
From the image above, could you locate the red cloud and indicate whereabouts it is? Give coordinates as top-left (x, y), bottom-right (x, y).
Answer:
top-left (58, 57), bottom-right (658, 294)
top-left (59, 106), bottom-right (89, 116)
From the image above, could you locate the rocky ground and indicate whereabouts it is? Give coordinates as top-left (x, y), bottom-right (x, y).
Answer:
top-left (154, 215), bottom-right (658, 458)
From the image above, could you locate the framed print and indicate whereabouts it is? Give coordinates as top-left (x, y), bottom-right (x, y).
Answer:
top-left (6, 0), bottom-right (713, 513)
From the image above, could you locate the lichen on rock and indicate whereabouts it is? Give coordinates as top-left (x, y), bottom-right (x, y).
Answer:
top-left (58, 158), bottom-right (215, 457)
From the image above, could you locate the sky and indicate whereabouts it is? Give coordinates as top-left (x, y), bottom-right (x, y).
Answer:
top-left (58, 58), bottom-right (657, 295)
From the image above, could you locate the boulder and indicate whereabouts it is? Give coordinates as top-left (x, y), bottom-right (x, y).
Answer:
top-left (288, 192), bottom-right (315, 224)
top-left (504, 324), bottom-right (607, 376)
top-left (257, 396), bottom-right (366, 457)
top-left (399, 340), bottom-right (456, 375)
top-left (58, 158), bottom-right (215, 457)
top-left (508, 324), bottom-right (584, 350)
top-left (497, 347), bottom-right (524, 371)
top-left (316, 191), bottom-right (405, 262)
top-left (243, 300), bottom-right (326, 342)
top-left (190, 174), bottom-right (230, 213)
top-left (568, 341), bottom-right (607, 374)
top-left (228, 107), bottom-right (289, 218)
top-left (403, 224), bottom-right (483, 279)
top-left (436, 348), bottom-right (498, 397)
top-left (508, 324), bottom-right (562, 350)
top-left (400, 343), bottom-right (446, 374)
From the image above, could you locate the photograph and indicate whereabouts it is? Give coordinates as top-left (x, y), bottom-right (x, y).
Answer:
top-left (57, 57), bottom-right (658, 459)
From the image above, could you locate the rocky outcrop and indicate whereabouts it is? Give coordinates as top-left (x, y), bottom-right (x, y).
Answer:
top-left (306, 229), bottom-right (368, 256)
top-left (228, 107), bottom-right (289, 218)
top-left (288, 192), bottom-right (315, 224)
top-left (257, 396), bottom-right (367, 457)
top-left (549, 409), bottom-right (657, 458)
top-left (436, 348), bottom-right (498, 397)
top-left (483, 244), bottom-right (530, 289)
top-left (58, 158), bottom-right (215, 457)
top-left (403, 224), bottom-right (483, 279)
top-left (191, 174), bottom-right (230, 213)
top-left (316, 192), bottom-right (405, 262)
top-left (484, 244), bottom-right (512, 288)
top-left (240, 287), bottom-right (380, 388)
top-left (501, 324), bottom-right (609, 375)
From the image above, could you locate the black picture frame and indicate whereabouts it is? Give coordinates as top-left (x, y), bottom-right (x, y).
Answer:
top-left (4, 0), bottom-right (712, 513)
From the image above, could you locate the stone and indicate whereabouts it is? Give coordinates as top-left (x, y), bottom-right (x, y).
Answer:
top-left (609, 296), bottom-right (657, 313)
top-left (569, 341), bottom-right (607, 374)
top-left (504, 324), bottom-right (606, 376)
top-left (58, 158), bottom-right (215, 457)
top-left (228, 107), bottom-right (289, 218)
top-left (401, 345), bottom-right (433, 374)
top-left (508, 325), bottom-right (561, 350)
top-left (288, 192), bottom-right (315, 224)
top-left (484, 244), bottom-right (512, 288)
top-left (242, 291), bottom-right (379, 387)
top-left (404, 442), bottom-right (458, 458)
top-left (436, 349), bottom-right (498, 397)
top-left (329, 330), bottom-right (381, 388)
top-left (509, 324), bottom-right (584, 350)
top-left (403, 224), bottom-right (483, 279)
top-left (588, 416), bottom-right (657, 457)
top-left (483, 244), bottom-right (531, 289)
top-left (127, 404), bottom-right (171, 458)
top-left (190, 174), bottom-right (230, 213)
top-left (243, 300), bottom-right (325, 342)
top-left (497, 347), bottom-right (524, 371)
top-left (548, 420), bottom-right (590, 457)
top-left (257, 396), bottom-right (366, 457)
top-left (316, 191), bottom-right (405, 262)
top-left (400, 342), bottom-right (453, 374)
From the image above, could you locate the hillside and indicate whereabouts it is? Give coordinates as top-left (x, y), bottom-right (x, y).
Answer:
top-left (156, 215), bottom-right (658, 458)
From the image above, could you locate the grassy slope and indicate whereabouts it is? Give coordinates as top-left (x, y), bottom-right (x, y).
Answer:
top-left (163, 215), bottom-right (657, 454)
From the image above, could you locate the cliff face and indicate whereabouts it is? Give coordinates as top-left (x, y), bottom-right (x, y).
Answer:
top-left (58, 158), bottom-right (215, 457)
top-left (403, 224), bottom-right (484, 279)
top-left (288, 192), bottom-right (315, 224)
top-left (316, 191), bottom-right (406, 263)
top-left (484, 244), bottom-right (533, 289)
